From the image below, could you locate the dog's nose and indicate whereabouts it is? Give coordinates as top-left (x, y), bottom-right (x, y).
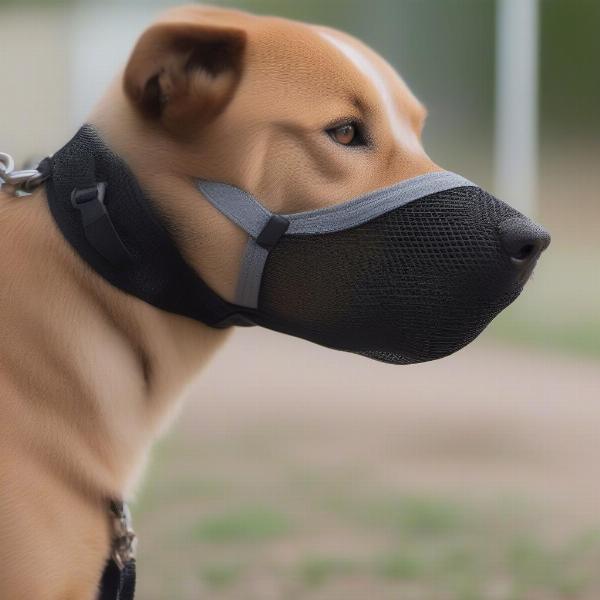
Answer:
top-left (498, 216), bottom-right (551, 265)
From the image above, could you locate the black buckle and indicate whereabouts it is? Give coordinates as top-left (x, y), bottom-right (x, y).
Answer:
top-left (71, 183), bottom-right (132, 266)
top-left (71, 182), bottom-right (108, 223)
top-left (256, 215), bottom-right (290, 249)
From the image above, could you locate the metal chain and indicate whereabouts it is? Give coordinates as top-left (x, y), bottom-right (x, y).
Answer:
top-left (0, 152), bottom-right (48, 194)
top-left (109, 500), bottom-right (137, 570)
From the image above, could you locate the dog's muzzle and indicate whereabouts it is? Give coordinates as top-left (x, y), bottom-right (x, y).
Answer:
top-left (44, 126), bottom-right (549, 365)
top-left (198, 173), bottom-right (550, 364)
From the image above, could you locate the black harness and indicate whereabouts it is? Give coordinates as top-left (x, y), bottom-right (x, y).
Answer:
top-left (98, 557), bottom-right (136, 600)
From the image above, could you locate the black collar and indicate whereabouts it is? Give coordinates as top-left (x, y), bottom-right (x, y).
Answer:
top-left (44, 125), bottom-right (251, 328)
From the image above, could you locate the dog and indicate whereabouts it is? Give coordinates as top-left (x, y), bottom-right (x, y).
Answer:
top-left (0, 5), bottom-right (549, 599)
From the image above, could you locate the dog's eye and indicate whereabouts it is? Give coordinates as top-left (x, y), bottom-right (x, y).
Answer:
top-left (327, 122), bottom-right (366, 147)
top-left (331, 124), bottom-right (356, 145)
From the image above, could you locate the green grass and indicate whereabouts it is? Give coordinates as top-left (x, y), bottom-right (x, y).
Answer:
top-left (324, 493), bottom-right (470, 537)
top-left (297, 557), bottom-right (359, 587)
top-left (200, 563), bottom-right (244, 590)
top-left (136, 436), bottom-right (600, 600)
top-left (304, 493), bottom-right (600, 597)
top-left (192, 506), bottom-right (291, 543)
top-left (374, 550), bottom-right (426, 581)
top-left (287, 517), bottom-right (600, 597)
top-left (370, 496), bottom-right (469, 536)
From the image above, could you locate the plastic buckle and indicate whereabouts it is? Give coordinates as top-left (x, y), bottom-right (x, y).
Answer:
top-left (71, 183), bottom-right (108, 225)
top-left (256, 215), bottom-right (290, 249)
top-left (70, 182), bottom-right (133, 266)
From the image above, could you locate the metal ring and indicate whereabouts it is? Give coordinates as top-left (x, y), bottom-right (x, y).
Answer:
top-left (0, 152), bottom-right (15, 177)
top-left (4, 168), bottom-right (40, 186)
top-left (0, 153), bottom-right (47, 193)
top-left (23, 171), bottom-right (48, 192)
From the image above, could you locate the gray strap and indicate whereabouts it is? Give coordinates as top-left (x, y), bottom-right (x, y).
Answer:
top-left (197, 180), bottom-right (272, 238)
top-left (197, 171), bottom-right (478, 309)
top-left (284, 171), bottom-right (475, 234)
top-left (235, 239), bottom-right (270, 308)
top-left (198, 171), bottom-right (475, 238)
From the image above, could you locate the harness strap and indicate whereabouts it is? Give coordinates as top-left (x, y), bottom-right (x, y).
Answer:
top-left (98, 500), bottom-right (137, 600)
top-left (71, 183), bottom-right (132, 266)
top-left (98, 557), bottom-right (136, 600)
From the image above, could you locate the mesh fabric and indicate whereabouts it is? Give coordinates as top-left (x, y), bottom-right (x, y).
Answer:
top-left (256, 187), bottom-right (523, 364)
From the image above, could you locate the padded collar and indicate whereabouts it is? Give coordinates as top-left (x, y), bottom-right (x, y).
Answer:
top-left (44, 125), bottom-right (250, 328)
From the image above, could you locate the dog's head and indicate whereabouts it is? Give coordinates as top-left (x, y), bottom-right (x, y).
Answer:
top-left (90, 5), bottom-right (549, 364)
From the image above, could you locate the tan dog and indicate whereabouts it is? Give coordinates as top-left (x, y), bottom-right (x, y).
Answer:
top-left (0, 5), bottom-right (499, 598)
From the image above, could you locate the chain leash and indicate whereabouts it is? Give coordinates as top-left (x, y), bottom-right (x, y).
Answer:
top-left (0, 152), bottom-right (49, 194)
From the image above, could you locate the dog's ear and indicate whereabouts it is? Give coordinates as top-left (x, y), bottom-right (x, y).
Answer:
top-left (123, 21), bottom-right (246, 130)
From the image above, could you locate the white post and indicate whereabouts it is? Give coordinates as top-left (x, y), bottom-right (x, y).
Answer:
top-left (494, 0), bottom-right (540, 216)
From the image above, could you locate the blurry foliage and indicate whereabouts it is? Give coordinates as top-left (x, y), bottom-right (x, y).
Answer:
top-left (3, 0), bottom-right (596, 148)
top-left (541, 0), bottom-right (600, 144)
top-left (0, 0), bottom-right (73, 4)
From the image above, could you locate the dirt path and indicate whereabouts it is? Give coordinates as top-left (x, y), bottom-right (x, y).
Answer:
top-left (135, 329), bottom-right (600, 599)
top-left (187, 328), bottom-right (600, 515)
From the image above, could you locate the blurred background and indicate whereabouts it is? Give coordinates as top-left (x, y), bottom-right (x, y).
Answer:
top-left (1, 0), bottom-right (599, 598)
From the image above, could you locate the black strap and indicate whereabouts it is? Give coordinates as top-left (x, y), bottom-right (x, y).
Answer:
top-left (98, 558), bottom-right (136, 600)
top-left (44, 125), bottom-right (256, 328)
top-left (256, 214), bottom-right (290, 249)
top-left (71, 183), bottom-right (132, 266)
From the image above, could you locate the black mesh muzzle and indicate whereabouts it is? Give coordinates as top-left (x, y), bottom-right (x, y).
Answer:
top-left (255, 187), bottom-right (525, 364)
top-left (44, 129), bottom-right (547, 359)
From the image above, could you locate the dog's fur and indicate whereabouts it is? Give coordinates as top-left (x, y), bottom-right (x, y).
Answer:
top-left (1, 6), bottom-right (440, 598)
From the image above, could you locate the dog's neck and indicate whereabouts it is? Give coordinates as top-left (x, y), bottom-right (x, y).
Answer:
top-left (0, 186), bottom-right (229, 498)
top-left (0, 80), bottom-right (241, 501)
top-left (88, 78), bottom-right (248, 305)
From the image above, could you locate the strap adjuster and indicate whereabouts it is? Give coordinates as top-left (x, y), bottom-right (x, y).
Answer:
top-left (71, 183), bottom-right (132, 266)
top-left (256, 215), bottom-right (290, 249)
top-left (71, 182), bottom-right (107, 218)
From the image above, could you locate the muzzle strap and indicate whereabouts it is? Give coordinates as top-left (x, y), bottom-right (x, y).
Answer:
top-left (197, 171), bottom-right (476, 309)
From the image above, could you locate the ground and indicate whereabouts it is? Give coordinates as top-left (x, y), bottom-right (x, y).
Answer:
top-left (133, 327), bottom-right (600, 600)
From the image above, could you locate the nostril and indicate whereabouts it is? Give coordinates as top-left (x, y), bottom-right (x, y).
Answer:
top-left (498, 217), bottom-right (551, 265)
top-left (514, 243), bottom-right (536, 261)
